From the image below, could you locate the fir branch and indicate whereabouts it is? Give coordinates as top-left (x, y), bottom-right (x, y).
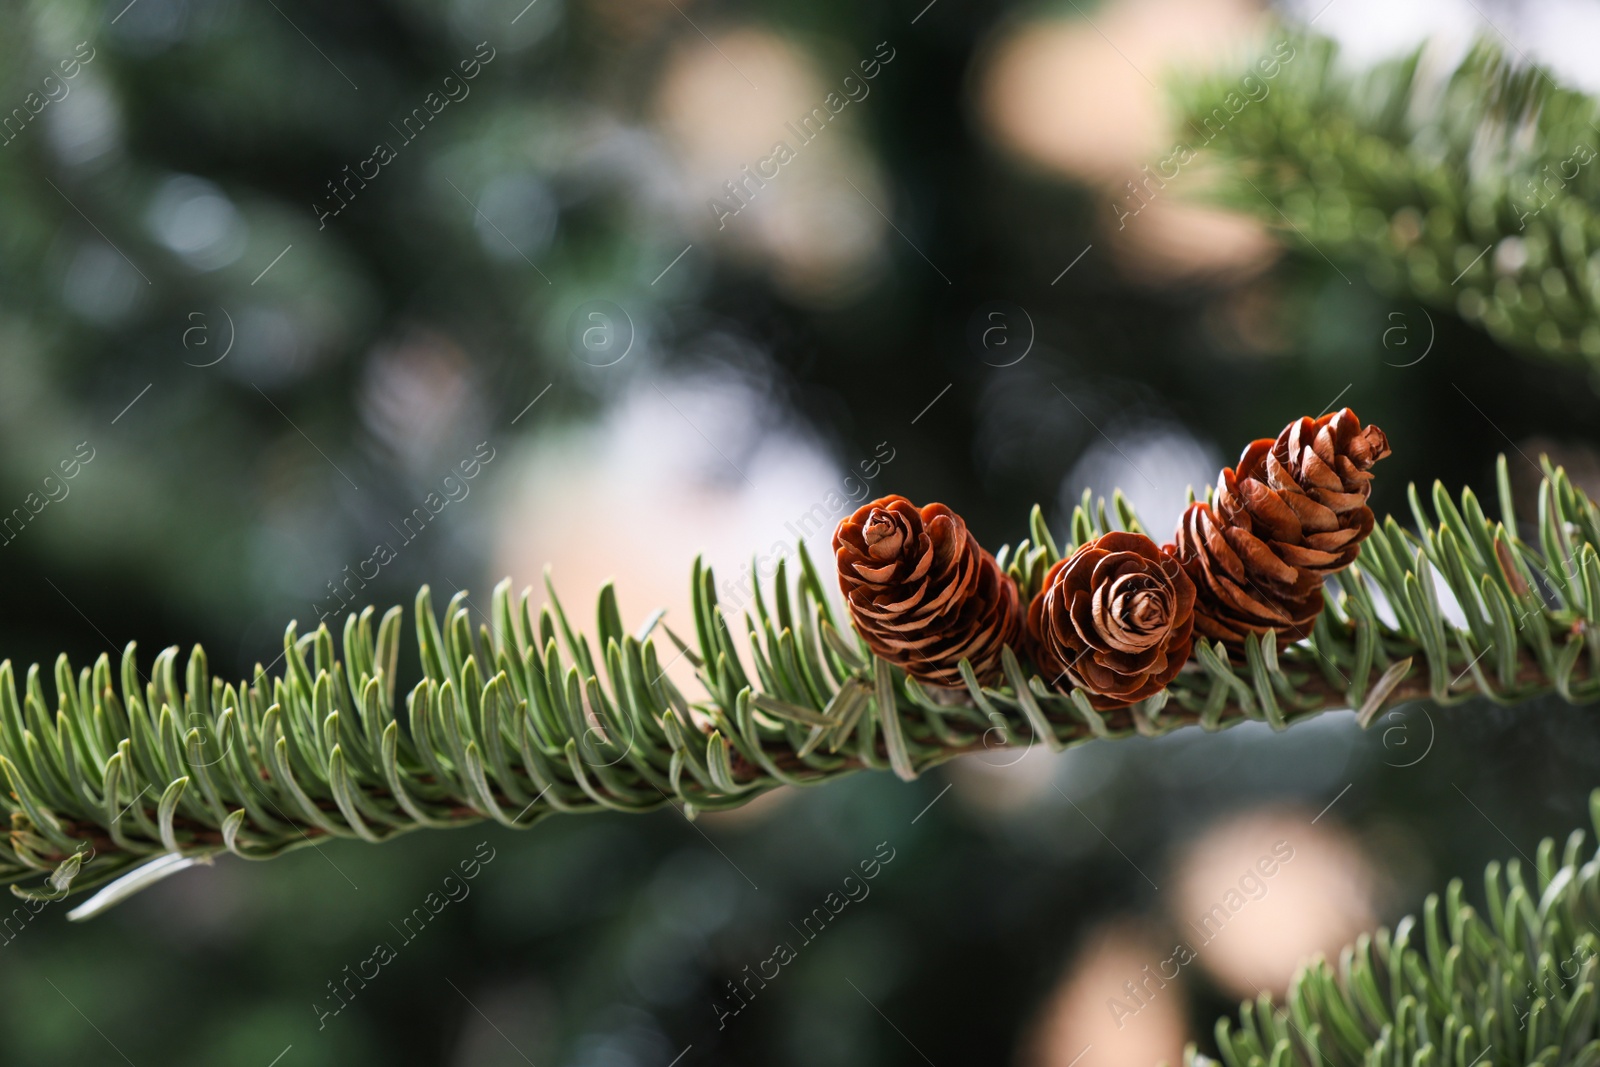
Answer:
top-left (1192, 788), bottom-right (1600, 1067)
top-left (1181, 33), bottom-right (1600, 368)
top-left (3, 455), bottom-right (1598, 916)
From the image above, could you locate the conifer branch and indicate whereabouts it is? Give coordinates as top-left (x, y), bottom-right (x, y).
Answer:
top-left (1182, 33), bottom-right (1600, 368)
top-left (2, 455), bottom-right (1596, 916)
top-left (1191, 788), bottom-right (1600, 1067)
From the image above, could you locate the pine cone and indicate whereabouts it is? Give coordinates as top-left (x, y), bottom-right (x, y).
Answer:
top-left (1027, 531), bottom-right (1196, 710)
top-left (834, 495), bottom-right (1020, 687)
top-left (1172, 408), bottom-right (1391, 645)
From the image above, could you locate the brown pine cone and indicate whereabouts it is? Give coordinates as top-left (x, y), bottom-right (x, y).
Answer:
top-left (1027, 531), bottom-right (1196, 710)
top-left (834, 495), bottom-right (1021, 687)
top-left (1172, 407), bottom-right (1391, 645)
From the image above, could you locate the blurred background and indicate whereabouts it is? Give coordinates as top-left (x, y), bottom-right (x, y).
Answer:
top-left (5, 0), bottom-right (1600, 1063)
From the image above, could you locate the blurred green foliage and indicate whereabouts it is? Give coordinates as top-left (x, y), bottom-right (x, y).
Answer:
top-left (1186, 34), bottom-right (1600, 386)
